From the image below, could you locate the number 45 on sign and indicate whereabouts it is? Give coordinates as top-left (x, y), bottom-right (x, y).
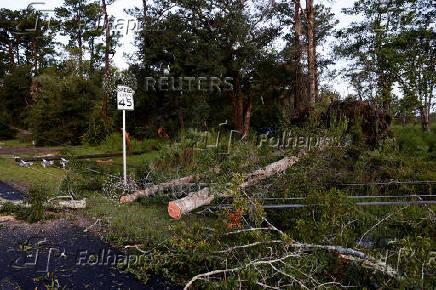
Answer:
top-left (117, 86), bottom-right (135, 111)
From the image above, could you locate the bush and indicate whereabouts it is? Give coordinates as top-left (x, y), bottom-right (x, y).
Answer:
top-left (0, 111), bottom-right (17, 140)
top-left (99, 133), bottom-right (123, 152)
top-left (0, 184), bottom-right (50, 223)
top-left (81, 117), bottom-right (111, 145)
top-left (394, 125), bottom-right (436, 156)
top-left (26, 72), bottom-right (102, 146)
top-left (27, 184), bottom-right (49, 223)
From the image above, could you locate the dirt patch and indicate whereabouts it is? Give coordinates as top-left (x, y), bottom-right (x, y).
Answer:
top-left (0, 216), bottom-right (16, 222)
top-left (0, 147), bottom-right (61, 155)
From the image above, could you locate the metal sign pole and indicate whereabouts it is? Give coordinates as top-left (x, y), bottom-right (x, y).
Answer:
top-left (122, 110), bottom-right (127, 185)
top-left (117, 85), bottom-right (134, 186)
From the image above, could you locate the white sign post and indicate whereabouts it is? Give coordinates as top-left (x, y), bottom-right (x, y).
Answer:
top-left (117, 85), bottom-right (135, 185)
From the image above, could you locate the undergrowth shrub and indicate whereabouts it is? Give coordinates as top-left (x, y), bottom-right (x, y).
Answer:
top-left (81, 117), bottom-right (110, 145)
top-left (27, 183), bottom-right (49, 223)
top-left (395, 125), bottom-right (436, 156)
top-left (0, 111), bottom-right (17, 140)
top-left (60, 159), bottom-right (107, 198)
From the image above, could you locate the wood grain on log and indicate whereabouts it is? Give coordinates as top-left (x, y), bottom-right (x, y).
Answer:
top-left (168, 188), bottom-right (214, 219)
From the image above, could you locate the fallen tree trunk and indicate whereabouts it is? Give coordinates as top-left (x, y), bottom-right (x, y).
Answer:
top-left (120, 168), bottom-right (220, 203)
top-left (168, 156), bottom-right (299, 219)
top-left (120, 175), bottom-right (200, 203)
top-left (168, 187), bottom-right (215, 219)
top-left (0, 197), bottom-right (86, 209)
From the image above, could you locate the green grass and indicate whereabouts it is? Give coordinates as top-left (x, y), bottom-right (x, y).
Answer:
top-left (0, 157), bottom-right (64, 192)
top-left (85, 196), bottom-right (215, 248)
top-left (0, 139), bottom-right (33, 148)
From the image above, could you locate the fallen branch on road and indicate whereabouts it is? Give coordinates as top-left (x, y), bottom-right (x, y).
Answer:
top-left (0, 197), bottom-right (86, 209)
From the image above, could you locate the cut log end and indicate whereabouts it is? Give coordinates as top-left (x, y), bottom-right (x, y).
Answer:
top-left (120, 196), bottom-right (127, 203)
top-left (168, 201), bottom-right (182, 219)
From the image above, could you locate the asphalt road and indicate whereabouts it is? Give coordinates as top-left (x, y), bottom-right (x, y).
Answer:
top-left (0, 181), bottom-right (24, 201)
top-left (0, 183), bottom-right (180, 290)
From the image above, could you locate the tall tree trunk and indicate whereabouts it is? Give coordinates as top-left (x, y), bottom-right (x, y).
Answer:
top-left (294, 0), bottom-right (302, 110)
top-left (375, 0), bottom-right (392, 112)
top-left (421, 107), bottom-right (430, 132)
top-left (314, 43), bottom-right (319, 98)
top-left (7, 38), bottom-right (14, 67)
top-left (89, 37), bottom-right (95, 73)
top-left (306, 0), bottom-right (316, 106)
top-left (15, 42), bottom-right (20, 64)
top-left (32, 35), bottom-right (37, 74)
top-left (242, 93), bottom-right (253, 137)
top-left (102, 0), bottom-right (110, 123)
top-left (77, 10), bottom-right (83, 72)
top-left (177, 95), bottom-right (184, 131)
top-left (232, 72), bottom-right (244, 134)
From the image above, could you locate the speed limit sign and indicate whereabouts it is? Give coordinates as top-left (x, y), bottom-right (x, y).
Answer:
top-left (117, 85), bottom-right (135, 111)
top-left (117, 85), bottom-right (135, 186)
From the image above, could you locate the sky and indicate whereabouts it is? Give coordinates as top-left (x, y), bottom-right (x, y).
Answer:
top-left (1, 0), bottom-right (356, 96)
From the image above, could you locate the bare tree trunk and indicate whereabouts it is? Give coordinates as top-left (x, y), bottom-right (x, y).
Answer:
top-left (7, 38), bottom-right (14, 66)
top-left (421, 107), bottom-right (430, 132)
top-left (315, 44), bottom-right (319, 98)
top-left (102, 0), bottom-right (110, 123)
top-left (177, 94), bottom-right (185, 131)
top-left (15, 42), bottom-right (20, 64)
top-left (294, 0), bottom-right (302, 110)
top-left (77, 10), bottom-right (83, 72)
top-left (178, 109), bottom-right (185, 131)
top-left (32, 35), bottom-right (37, 74)
top-left (232, 72), bottom-right (244, 134)
top-left (306, 0), bottom-right (316, 106)
top-left (242, 93), bottom-right (253, 137)
top-left (89, 37), bottom-right (95, 73)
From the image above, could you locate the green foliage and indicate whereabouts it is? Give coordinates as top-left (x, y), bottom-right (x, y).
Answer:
top-left (26, 71), bottom-right (101, 145)
top-left (294, 188), bottom-right (357, 245)
top-left (0, 65), bottom-right (32, 127)
top-left (98, 133), bottom-right (123, 152)
top-left (81, 117), bottom-right (110, 145)
top-left (0, 202), bottom-right (21, 215)
top-left (27, 183), bottom-right (49, 223)
top-left (0, 110), bottom-right (17, 140)
top-left (394, 125), bottom-right (436, 156)
top-left (0, 184), bottom-right (50, 223)
top-left (60, 159), bottom-right (106, 198)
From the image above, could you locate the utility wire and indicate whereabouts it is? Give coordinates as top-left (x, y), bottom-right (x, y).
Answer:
top-left (343, 181), bottom-right (436, 186)
top-left (261, 195), bottom-right (436, 201)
